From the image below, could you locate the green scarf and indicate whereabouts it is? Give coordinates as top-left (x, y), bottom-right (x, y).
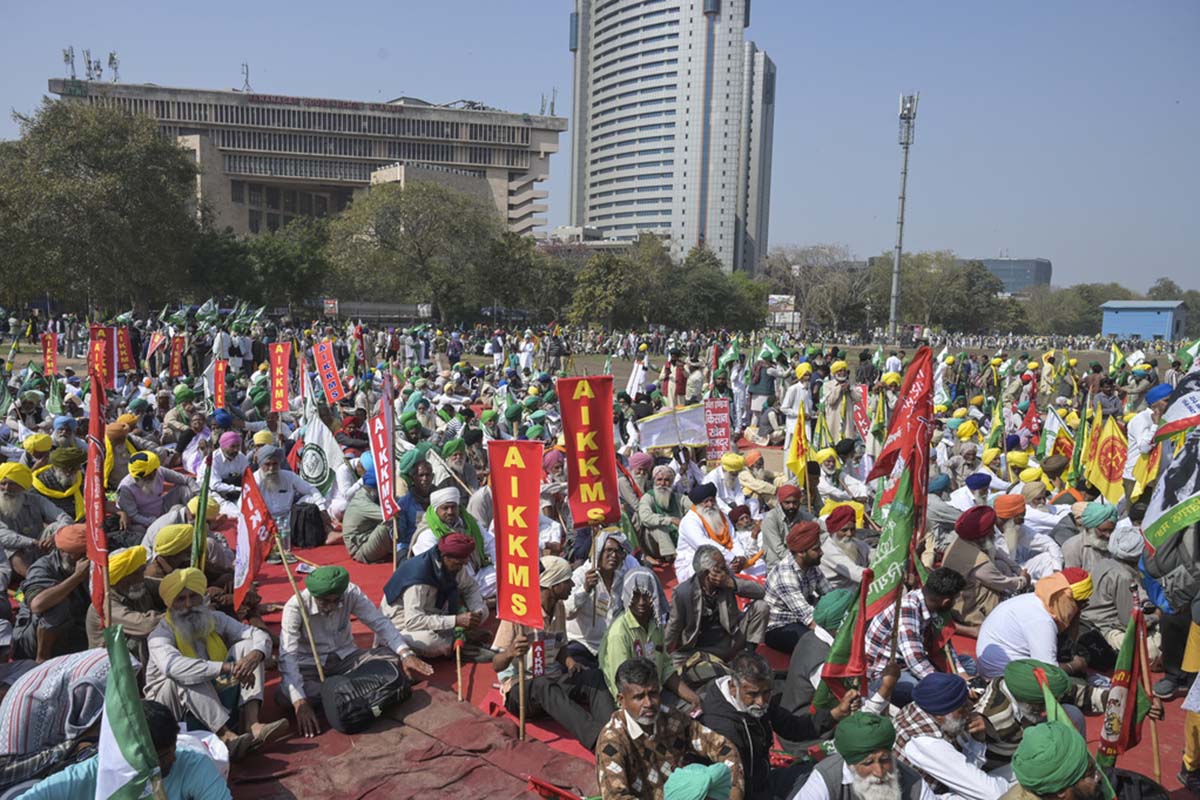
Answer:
top-left (423, 504), bottom-right (490, 568)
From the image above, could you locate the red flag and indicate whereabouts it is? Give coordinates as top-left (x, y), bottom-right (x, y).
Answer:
top-left (268, 342), bottom-right (291, 413)
top-left (852, 391), bottom-right (870, 441)
top-left (368, 377), bottom-right (400, 522)
top-left (168, 336), bottom-right (186, 378)
top-left (312, 341), bottom-right (345, 405)
top-left (233, 468), bottom-right (277, 611)
top-left (146, 332), bottom-right (167, 360)
top-left (115, 328), bottom-right (136, 373)
top-left (85, 371), bottom-right (109, 622)
top-left (88, 325), bottom-right (117, 389)
top-left (866, 346), bottom-right (934, 523)
top-left (1022, 398), bottom-right (1042, 436)
top-left (558, 376), bottom-right (620, 526)
top-left (212, 359), bottom-right (227, 410)
top-left (491, 440), bottom-right (546, 629)
top-left (41, 333), bottom-right (58, 375)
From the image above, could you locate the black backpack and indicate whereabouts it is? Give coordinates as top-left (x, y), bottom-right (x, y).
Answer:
top-left (320, 658), bottom-right (411, 734)
top-left (289, 502), bottom-right (326, 549)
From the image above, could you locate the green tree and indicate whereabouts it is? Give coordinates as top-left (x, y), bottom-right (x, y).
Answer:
top-left (0, 99), bottom-right (198, 311)
top-left (663, 246), bottom-right (728, 329)
top-left (248, 218), bottom-right (330, 311)
top-left (1147, 277), bottom-right (1184, 300)
top-left (189, 227), bottom-right (254, 301)
top-left (568, 252), bottom-right (638, 327)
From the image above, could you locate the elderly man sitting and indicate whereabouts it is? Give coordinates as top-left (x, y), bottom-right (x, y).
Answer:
top-left (761, 483), bottom-right (814, 566)
top-left (794, 711), bottom-right (935, 800)
top-left (380, 533), bottom-right (490, 659)
top-left (821, 505), bottom-right (871, 590)
top-left (1082, 522), bottom-right (1160, 660)
top-left (994, 492), bottom-right (1064, 581)
top-left (146, 567), bottom-right (284, 760)
top-left (764, 522), bottom-right (831, 654)
top-left (84, 545), bottom-right (161, 665)
top-left (703, 452), bottom-right (748, 514)
top-left (12, 524), bottom-right (91, 660)
top-left (618, 451), bottom-right (652, 528)
top-left (280, 565), bottom-right (432, 738)
top-left (0, 462), bottom-right (71, 577)
top-left (637, 463), bottom-right (686, 565)
top-left (255, 445), bottom-right (334, 552)
top-left (411, 486), bottom-right (497, 599)
top-left (116, 451), bottom-right (198, 543)
top-left (675, 483), bottom-right (757, 583)
top-left (30, 446), bottom-right (86, 521)
top-left (1062, 502), bottom-right (1117, 573)
top-left (143, 497), bottom-right (235, 574)
top-left (942, 506), bottom-right (1029, 634)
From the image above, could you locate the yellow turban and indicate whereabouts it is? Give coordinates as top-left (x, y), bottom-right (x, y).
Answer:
top-left (952, 408), bottom-right (968, 419)
top-left (969, 395), bottom-right (984, 407)
top-left (528, 385), bottom-right (540, 396)
top-left (0, 462), bottom-right (33, 490)
top-left (956, 420), bottom-right (979, 440)
top-left (22, 434), bottom-right (52, 454)
top-left (154, 524), bottom-right (193, 557)
top-left (721, 452), bottom-right (746, 473)
top-left (116, 413), bottom-right (139, 428)
top-left (109, 546), bottom-right (148, 585)
top-left (1027, 361), bottom-right (1040, 371)
top-left (830, 360), bottom-right (848, 374)
top-left (127, 451), bottom-right (161, 479)
top-left (981, 447), bottom-right (1000, 466)
top-left (159, 566), bottom-right (207, 607)
top-left (815, 448), bottom-right (838, 465)
top-left (881, 372), bottom-right (901, 387)
top-left (795, 363), bottom-right (812, 380)
top-left (990, 357), bottom-right (1003, 366)
top-left (934, 404), bottom-right (948, 415)
top-left (1019, 466), bottom-right (1044, 484)
top-left (1007, 451), bottom-right (1029, 468)
top-left (1065, 411), bottom-right (1080, 428)
top-left (1068, 358), bottom-right (1077, 367)
top-left (252, 430), bottom-right (275, 447)
top-left (187, 496), bottom-right (219, 521)
top-left (944, 355), bottom-right (956, 365)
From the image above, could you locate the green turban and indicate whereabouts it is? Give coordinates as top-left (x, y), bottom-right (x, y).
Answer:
top-left (398, 444), bottom-right (430, 476)
top-left (128, 397), bottom-right (151, 413)
top-left (662, 763), bottom-right (732, 800)
top-left (812, 588), bottom-right (856, 632)
top-left (542, 390), bottom-right (556, 404)
top-left (526, 425), bottom-right (545, 439)
top-left (48, 446), bottom-right (85, 471)
top-left (399, 410), bottom-right (418, 427)
top-left (529, 409), bottom-right (548, 423)
top-left (1080, 502), bottom-right (1117, 529)
top-left (523, 396), bottom-right (541, 409)
top-left (306, 565), bottom-right (349, 598)
top-left (504, 403), bottom-right (523, 422)
top-left (1012, 722), bottom-right (1092, 796)
top-left (834, 712), bottom-right (895, 764)
top-left (174, 385), bottom-right (195, 402)
top-left (481, 409), bottom-right (498, 423)
top-left (1003, 659), bottom-right (1069, 705)
top-left (441, 438), bottom-right (465, 457)
top-left (650, 390), bottom-right (663, 402)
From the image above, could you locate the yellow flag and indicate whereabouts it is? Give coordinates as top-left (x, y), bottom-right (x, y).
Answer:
top-left (1085, 415), bottom-right (1129, 505)
top-left (786, 401), bottom-right (809, 478)
top-left (1131, 442), bottom-right (1162, 501)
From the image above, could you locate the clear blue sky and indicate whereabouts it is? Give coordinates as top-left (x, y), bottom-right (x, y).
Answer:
top-left (2, 1), bottom-right (1197, 289)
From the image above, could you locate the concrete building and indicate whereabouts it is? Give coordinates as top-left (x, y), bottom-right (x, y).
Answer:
top-left (49, 78), bottom-right (566, 236)
top-left (1100, 300), bottom-right (1186, 341)
top-left (567, 0), bottom-right (776, 273)
top-left (956, 257), bottom-right (1052, 295)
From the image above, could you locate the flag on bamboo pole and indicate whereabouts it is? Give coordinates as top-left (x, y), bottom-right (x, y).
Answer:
top-left (785, 400), bottom-right (810, 478)
top-left (1096, 609), bottom-right (1152, 767)
top-left (719, 339), bottom-right (741, 369)
top-left (1065, 399), bottom-right (1094, 485)
top-left (1037, 408), bottom-right (1075, 461)
top-left (190, 454), bottom-right (213, 572)
top-left (95, 626), bottom-right (165, 800)
top-left (867, 346), bottom-right (934, 520)
top-left (814, 567), bottom-right (872, 707)
top-left (872, 346), bottom-right (884, 371)
top-left (1179, 339), bottom-right (1200, 371)
top-left (1130, 441), bottom-right (1162, 502)
top-left (85, 372), bottom-right (108, 623)
top-left (986, 399), bottom-right (1006, 450)
top-left (757, 338), bottom-right (780, 362)
top-left (1086, 415), bottom-right (1128, 506)
top-left (46, 377), bottom-right (64, 416)
top-left (1109, 343), bottom-right (1125, 377)
top-left (1142, 427), bottom-right (1200, 554)
top-left (602, 354), bottom-right (612, 376)
top-left (1034, 667), bottom-right (1118, 800)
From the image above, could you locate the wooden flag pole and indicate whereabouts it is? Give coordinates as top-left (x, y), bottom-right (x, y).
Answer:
top-left (275, 534), bottom-right (325, 682)
top-left (391, 517), bottom-right (400, 572)
top-left (102, 563), bottom-right (112, 629)
top-left (1131, 584), bottom-right (1162, 783)
top-left (455, 639), bottom-right (464, 702)
top-left (517, 625), bottom-right (527, 741)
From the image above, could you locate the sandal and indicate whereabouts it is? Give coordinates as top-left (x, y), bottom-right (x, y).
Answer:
top-left (251, 719), bottom-right (291, 749)
top-left (225, 732), bottom-right (255, 762)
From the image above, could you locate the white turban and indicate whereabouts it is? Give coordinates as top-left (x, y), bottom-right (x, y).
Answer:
top-left (1107, 521), bottom-right (1144, 562)
top-left (430, 486), bottom-right (460, 509)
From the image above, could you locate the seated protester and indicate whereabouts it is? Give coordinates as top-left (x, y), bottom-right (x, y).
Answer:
top-left (210, 431), bottom-right (249, 518)
top-left (566, 529), bottom-right (634, 668)
top-left (16, 434), bottom-right (51, 472)
top-left (820, 504), bottom-right (871, 590)
top-left (703, 453), bottom-right (749, 515)
top-left (994, 494), bottom-right (1063, 581)
top-left (738, 450), bottom-right (778, 515)
top-left (0, 462), bottom-right (71, 577)
top-left (975, 660), bottom-right (1096, 769)
top-left (675, 483), bottom-right (755, 584)
top-left (760, 484), bottom-right (814, 567)
top-left (942, 506), bottom-right (1029, 635)
top-left (380, 533), bottom-right (490, 659)
top-left (12, 524), bottom-right (90, 661)
top-left (729, 504), bottom-right (761, 557)
top-left (48, 415), bottom-right (86, 452)
top-left (84, 546), bottom-right (161, 666)
top-left (491, 556), bottom-right (616, 749)
top-left (145, 524), bottom-right (242, 619)
top-left (334, 411), bottom-right (369, 453)
top-left (161, 386), bottom-right (197, 445)
top-left (1061, 503), bottom-right (1117, 573)
top-left (143, 498), bottom-right (235, 572)
top-left (594, 657), bottom-right (745, 800)
top-left (1012, 472), bottom-right (1072, 542)
top-left (864, 568), bottom-right (966, 706)
top-left (950, 472), bottom-right (993, 513)
top-left (976, 570), bottom-right (1093, 681)
top-left (793, 711), bottom-right (935, 800)
top-left (1007, 722), bottom-right (1111, 800)
top-left (618, 451), bottom-right (652, 531)
top-left (466, 483), bottom-right (494, 533)
top-left (665, 545), bottom-right (768, 681)
top-left (116, 451), bottom-right (199, 541)
top-left (924, 473), bottom-right (963, 566)
top-left (411, 483), bottom-right (497, 591)
top-left (146, 568), bottom-right (285, 760)
top-left (440, 437), bottom-right (479, 492)
top-left (894, 673), bottom-right (1013, 800)
top-left (29, 446), bottom-right (86, 521)
top-left (1082, 523), bottom-right (1161, 660)
top-left (279, 565), bottom-right (432, 739)
top-left (254, 445), bottom-right (334, 549)
top-left (342, 455), bottom-right (399, 564)
top-left (597, 566), bottom-right (701, 708)
top-left (700, 652), bottom-right (837, 799)
top-left (16, 698), bottom-right (233, 800)
top-left (764, 522), bottom-right (831, 654)
top-left (637, 464), bottom-right (687, 565)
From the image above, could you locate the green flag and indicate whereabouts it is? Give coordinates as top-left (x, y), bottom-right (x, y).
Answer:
top-left (1108, 343), bottom-right (1125, 378)
top-left (191, 455), bottom-right (213, 571)
top-left (1065, 399), bottom-right (1093, 485)
top-left (720, 340), bottom-right (742, 369)
top-left (602, 354), bottom-right (613, 376)
top-left (757, 338), bottom-right (780, 362)
top-left (1179, 339), bottom-right (1200, 371)
top-left (47, 378), bottom-right (64, 416)
top-left (1096, 612), bottom-right (1151, 768)
top-left (872, 346), bottom-right (884, 370)
top-left (1035, 667), bottom-right (1118, 800)
top-left (96, 626), bottom-right (164, 799)
top-left (0, 380), bottom-right (11, 418)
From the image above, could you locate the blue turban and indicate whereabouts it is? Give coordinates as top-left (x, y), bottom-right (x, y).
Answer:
top-left (53, 415), bottom-right (77, 431)
top-left (1146, 384), bottom-right (1172, 406)
top-left (360, 452), bottom-right (378, 488)
top-left (912, 672), bottom-right (969, 716)
top-left (1005, 434), bottom-right (1021, 451)
top-left (965, 473), bottom-right (991, 491)
top-left (928, 474), bottom-right (951, 494)
top-left (213, 409), bottom-right (234, 428)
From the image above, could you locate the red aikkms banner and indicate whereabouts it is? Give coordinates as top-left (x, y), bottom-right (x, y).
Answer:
top-left (115, 328), bottom-right (136, 373)
top-left (233, 467), bottom-right (277, 611)
top-left (558, 376), bottom-right (620, 526)
top-left (212, 359), bottom-right (228, 409)
top-left (312, 341), bottom-right (345, 405)
top-left (268, 342), bottom-right (291, 413)
top-left (146, 331), bottom-right (167, 360)
top-left (88, 325), bottom-right (116, 389)
top-left (41, 333), bottom-right (57, 375)
top-left (168, 336), bottom-right (187, 378)
top-left (85, 371), bottom-right (108, 622)
top-left (490, 440), bottom-right (545, 629)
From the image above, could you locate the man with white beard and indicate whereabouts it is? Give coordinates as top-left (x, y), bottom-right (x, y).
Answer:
top-left (950, 473), bottom-right (993, 512)
top-left (84, 545), bottom-right (161, 666)
top-left (815, 449), bottom-right (867, 506)
top-left (146, 567), bottom-right (285, 761)
top-left (29, 446), bottom-right (86, 521)
top-left (637, 464), bottom-right (688, 565)
top-left (702, 452), bottom-right (748, 515)
top-left (992, 493), bottom-right (1063, 581)
top-left (0, 462), bottom-right (71, 578)
top-left (210, 431), bottom-right (250, 518)
top-left (253, 445), bottom-right (333, 546)
top-left (674, 483), bottom-right (750, 583)
top-left (49, 415), bottom-right (86, 451)
top-left (821, 505), bottom-right (872, 590)
top-left (941, 505), bottom-right (1029, 634)
top-left (794, 711), bottom-right (934, 800)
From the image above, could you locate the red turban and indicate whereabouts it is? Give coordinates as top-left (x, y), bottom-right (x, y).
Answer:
top-left (437, 532), bottom-right (475, 559)
top-left (826, 505), bottom-right (856, 533)
top-left (54, 523), bottom-right (88, 556)
top-left (994, 494), bottom-right (1026, 520)
top-left (954, 506), bottom-right (997, 542)
top-left (1060, 567), bottom-right (1094, 601)
top-left (787, 521), bottom-right (821, 553)
top-left (777, 485), bottom-right (802, 503)
top-left (728, 505), bottom-right (751, 524)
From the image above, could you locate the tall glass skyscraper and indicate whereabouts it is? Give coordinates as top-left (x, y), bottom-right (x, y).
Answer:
top-left (568, 0), bottom-right (775, 273)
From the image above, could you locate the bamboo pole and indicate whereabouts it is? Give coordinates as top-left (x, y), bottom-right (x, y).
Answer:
top-left (102, 562), bottom-right (112, 629)
top-left (275, 534), bottom-right (325, 682)
top-left (1131, 584), bottom-right (1162, 783)
top-left (517, 625), bottom-right (527, 741)
top-left (455, 639), bottom-right (464, 702)
top-left (391, 517), bottom-right (400, 572)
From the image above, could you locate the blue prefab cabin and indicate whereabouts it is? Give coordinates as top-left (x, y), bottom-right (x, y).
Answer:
top-left (1099, 300), bottom-right (1186, 341)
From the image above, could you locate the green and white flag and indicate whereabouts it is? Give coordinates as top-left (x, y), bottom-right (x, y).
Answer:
top-left (602, 354), bottom-right (612, 376)
top-left (96, 625), bottom-right (163, 800)
top-left (719, 340), bottom-right (742, 369)
top-left (872, 346), bottom-right (884, 370)
top-left (47, 378), bottom-right (64, 416)
top-left (298, 396), bottom-right (347, 497)
top-left (1179, 339), bottom-right (1200, 371)
top-left (0, 380), bottom-right (11, 418)
top-left (196, 298), bottom-right (219, 324)
top-left (758, 338), bottom-right (781, 362)
top-left (935, 345), bottom-right (948, 364)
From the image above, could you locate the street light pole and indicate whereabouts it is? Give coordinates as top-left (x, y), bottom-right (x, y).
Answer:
top-left (888, 93), bottom-right (919, 343)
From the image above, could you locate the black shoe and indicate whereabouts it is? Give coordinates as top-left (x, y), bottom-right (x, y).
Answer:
top-left (1153, 673), bottom-right (1187, 699)
top-left (1178, 767), bottom-right (1200, 796)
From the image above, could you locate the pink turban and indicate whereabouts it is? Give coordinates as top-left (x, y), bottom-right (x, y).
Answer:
top-left (218, 431), bottom-right (241, 450)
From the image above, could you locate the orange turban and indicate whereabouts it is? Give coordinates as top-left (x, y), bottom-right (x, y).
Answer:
top-left (993, 494), bottom-right (1026, 520)
top-left (54, 524), bottom-right (88, 556)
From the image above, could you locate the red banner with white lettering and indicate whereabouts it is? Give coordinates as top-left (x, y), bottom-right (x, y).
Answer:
top-left (268, 342), bottom-right (291, 413)
top-left (558, 376), bottom-right (620, 526)
top-left (312, 341), bottom-right (345, 405)
top-left (41, 333), bottom-right (57, 375)
top-left (233, 467), bottom-right (277, 611)
top-left (212, 359), bottom-right (228, 410)
top-left (115, 328), bottom-right (136, 373)
top-left (168, 336), bottom-right (186, 379)
top-left (853, 392), bottom-right (871, 441)
top-left (490, 440), bottom-right (545, 629)
top-left (85, 371), bottom-right (108, 622)
top-left (368, 413), bottom-right (400, 522)
top-left (704, 398), bottom-right (732, 459)
top-left (88, 325), bottom-right (116, 389)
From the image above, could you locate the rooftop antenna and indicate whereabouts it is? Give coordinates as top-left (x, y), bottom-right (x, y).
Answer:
top-left (887, 92), bottom-right (919, 342)
top-left (540, 93), bottom-right (547, 116)
top-left (107, 51), bottom-right (119, 82)
top-left (550, 87), bottom-right (558, 116)
top-left (63, 46), bottom-right (76, 79)
top-left (241, 62), bottom-right (252, 92)
top-left (82, 49), bottom-right (94, 80)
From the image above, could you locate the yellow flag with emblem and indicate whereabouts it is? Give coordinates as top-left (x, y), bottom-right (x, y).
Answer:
top-left (1085, 415), bottom-right (1128, 505)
